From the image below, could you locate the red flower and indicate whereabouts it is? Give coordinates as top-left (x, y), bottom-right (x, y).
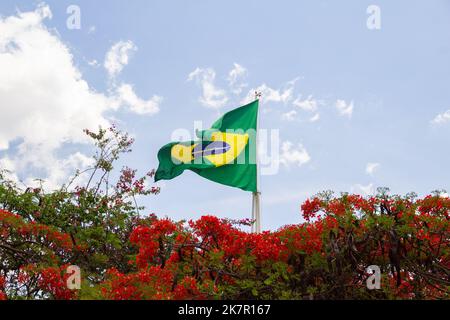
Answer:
top-left (0, 275), bottom-right (6, 300)
top-left (301, 198), bottom-right (323, 221)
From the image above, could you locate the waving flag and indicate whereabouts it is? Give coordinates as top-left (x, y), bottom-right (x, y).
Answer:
top-left (155, 100), bottom-right (258, 192)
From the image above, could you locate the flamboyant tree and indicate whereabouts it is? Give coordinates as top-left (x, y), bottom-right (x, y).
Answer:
top-left (0, 127), bottom-right (448, 300)
top-left (0, 127), bottom-right (159, 299)
top-left (99, 190), bottom-right (449, 300)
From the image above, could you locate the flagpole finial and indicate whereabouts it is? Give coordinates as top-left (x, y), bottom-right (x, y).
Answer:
top-left (254, 91), bottom-right (262, 101)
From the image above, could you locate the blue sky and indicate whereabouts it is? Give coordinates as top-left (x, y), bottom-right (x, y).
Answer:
top-left (1, 0), bottom-right (450, 230)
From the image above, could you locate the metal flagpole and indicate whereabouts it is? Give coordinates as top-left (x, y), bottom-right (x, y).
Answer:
top-left (252, 92), bottom-right (262, 234)
top-left (252, 192), bottom-right (261, 233)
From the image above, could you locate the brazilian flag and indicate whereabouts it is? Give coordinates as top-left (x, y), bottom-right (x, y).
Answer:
top-left (155, 100), bottom-right (258, 192)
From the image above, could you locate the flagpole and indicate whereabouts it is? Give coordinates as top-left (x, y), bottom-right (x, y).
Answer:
top-left (252, 92), bottom-right (262, 234)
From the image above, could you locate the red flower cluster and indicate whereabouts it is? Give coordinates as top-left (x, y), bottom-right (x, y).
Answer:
top-left (102, 215), bottom-right (295, 300)
top-left (100, 193), bottom-right (449, 300)
top-left (245, 232), bottom-right (287, 261)
top-left (279, 224), bottom-right (323, 255)
top-left (36, 266), bottom-right (77, 300)
top-left (1, 192), bottom-right (448, 300)
top-left (417, 195), bottom-right (450, 218)
top-left (102, 267), bottom-right (205, 300)
top-left (0, 275), bottom-right (6, 301)
top-left (301, 198), bottom-right (323, 221)
top-left (188, 216), bottom-right (287, 262)
top-left (0, 209), bottom-right (73, 251)
top-left (130, 219), bottom-right (178, 269)
top-left (15, 265), bottom-right (77, 300)
top-left (301, 195), bottom-right (379, 222)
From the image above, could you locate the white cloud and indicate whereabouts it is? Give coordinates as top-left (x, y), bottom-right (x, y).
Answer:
top-left (88, 25), bottom-right (96, 34)
top-left (366, 162), bottom-right (380, 176)
top-left (309, 113), bottom-right (320, 122)
top-left (279, 141), bottom-right (311, 168)
top-left (88, 59), bottom-right (100, 67)
top-left (0, 156), bottom-right (20, 184)
top-left (335, 99), bottom-right (354, 118)
top-left (0, 5), bottom-right (160, 189)
top-left (188, 67), bottom-right (228, 109)
top-left (261, 84), bottom-right (293, 103)
top-left (227, 63), bottom-right (247, 85)
top-left (103, 41), bottom-right (162, 115)
top-left (0, 5), bottom-right (112, 149)
top-left (116, 83), bottom-right (162, 115)
top-left (293, 95), bottom-right (319, 112)
top-left (189, 68), bottom-right (306, 113)
top-left (282, 110), bottom-right (320, 123)
top-left (15, 148), bottom-right (95, 190)
top-left (104, 40), bottom-right (137, 78)
top-left (431, 110), bottom-right (450, 125)
top-left (227, 63), bottom-right (248, 94)
top-left (352, 183), bottom-right (375, 196)
top-left (242, 81), bottom-right (295, 105)
top-left (281, 110), bottom-right (297, 121)
top-left (291, 95), bottom-right (322, 122)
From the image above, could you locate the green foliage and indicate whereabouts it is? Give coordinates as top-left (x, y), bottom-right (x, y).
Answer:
top-left (0, 126), bottom-right (160, 298)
